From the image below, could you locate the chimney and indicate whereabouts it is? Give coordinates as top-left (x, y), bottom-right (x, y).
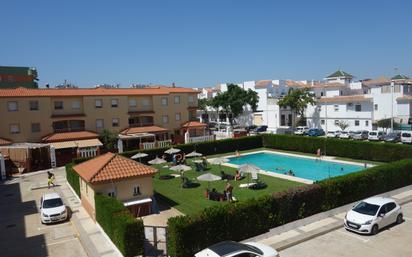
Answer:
top-left (46, 84), bottom-right (49, 88)
top-left (172, 82), bottom-right (176, 88)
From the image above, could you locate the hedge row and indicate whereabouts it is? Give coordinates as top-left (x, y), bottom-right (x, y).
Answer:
top-left (120, 135), bottom-right (263, 162)
top-left (65, 163), bottom-right (81, 198)
top-left (262, 134), bottom-right (412, 162)
top-left (95, 194), bottom-right (145, 257)
top-left (167, 158), bottom-right (412, 257)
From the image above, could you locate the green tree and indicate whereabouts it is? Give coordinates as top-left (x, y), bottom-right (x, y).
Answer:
top-left (376, 118), bottom-right (399, 132)
top-left (336, 120), bottom-right (349, 131)
top-left (278, 88), bottom-right (316, 129)
top-left (99, 129), bottom-right (118, 152)
top-left (211, 84), bottom-right (259, 127)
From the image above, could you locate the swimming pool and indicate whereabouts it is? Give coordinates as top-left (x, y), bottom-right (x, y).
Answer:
top-left (227, 152), bottom-right (364, 181)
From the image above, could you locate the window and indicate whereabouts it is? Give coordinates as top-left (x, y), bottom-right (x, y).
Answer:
top-left (31, 123), bottom-right (41, 133)
top-left (355, 120), bottom-right (360, 126)
top-left (334, 120), bottom-right (339, 125)
top-left (365, 120), bottom-right (369, 126)
top-left (374, 104), bottom-right (378, 111)
top-left (111, 99), bottom-right (118, 108)
top-left (96, 119), bottom-right (104, 130)
top-left (95, 99), bottom-right (103, 108)
top-left (321, 119), bottom-right (325, 125)
top-left (175, 113), bottom-right (181, 121)
top-left (355, 104), bottom-right (362, 112)
top-left (72, 100), bottom-right (81, 109)
top-left (339, 90), bottom-right (343, 96)
top-left (10, 124), bottom-right (20, 134)
top-left (386, 202), bottom-right (396, 212)
top-left (320, 92), bottom-right (324, 97)
top-left (133, 185), bottom-right (141, 196)
top-left (334, 104), bottom-right (339, 112)
top-left (281, 115), bottom-right (286, 126)
top-left (112, 118), bottom-right (119, 127)
top-left (174, 96), bottom-right (180, 104)
top-left (188, 95), bottom-right (194, 103)
top-left (162, 115), bottom-right (169, 124)
top-left (54, 101), bottom-right (63, 110)
top-left (142, 99), bottom-right (150, 107)
top-left (129, 99), bottom-right (137, 107)
top-left (108, 190), bottom-right (116, 198)
top-left (8, 101), bottom-right (18, 111)
top-left (29, 101), bottom-right (39, 111)
top-left (161, 97), bottom-right (168, 106)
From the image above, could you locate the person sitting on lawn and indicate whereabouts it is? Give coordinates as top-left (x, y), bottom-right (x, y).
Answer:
top-left (235, 170), bottom-right (244, 180)
top-left (202, 156), bottom-right (208, 168)
top-left (221, 170), bottom-right (234, 180)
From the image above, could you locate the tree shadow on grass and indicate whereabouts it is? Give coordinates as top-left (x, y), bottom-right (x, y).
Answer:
top-left (153, 192), bottom-right (179, 211)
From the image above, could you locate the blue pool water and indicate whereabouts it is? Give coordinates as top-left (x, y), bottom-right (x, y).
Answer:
top-left (228, 152), bottom-right (364, 181)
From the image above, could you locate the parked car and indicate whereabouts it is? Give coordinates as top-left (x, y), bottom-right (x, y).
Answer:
top-left (401, 131), bottom-right (412, 144)
top-left (253, 125), bottom-right (268, 133)
top-left (384, 132), bottom-right (401, 143)
top-left (245, 125), bottom-right (257, 133)
top-left (344, 197), bottom-right (403, 235)
top-left (195, 241), bottom-right (279, 257)
top-left (352, 130), bottom-right (369, 140)
top-left (307, 128), bottom-right (325, 137)
top-left (326, 131), bottom-right (341, 138)
top-left (294, 126), bottom-right (309, 135)
top-left (40, 192), bottom-right (68, 224)
top-left (339, 131), bottom-right (355, 139)
top-left (368, 131), bottom-right (385, 141)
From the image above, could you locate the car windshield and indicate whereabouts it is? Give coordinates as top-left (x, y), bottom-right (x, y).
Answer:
top-left (369, 132), bottom-right (377, 135)
top-left (354, 131), bottom-right (361, 135)
top-left (43, 198), bottom-right (63, 208)
top-left (341, 131), bottom-right (348, 134)
top-left (352, 201), bottom-right (380, 216)
top-left (402, 133), bottom-right (411, 137)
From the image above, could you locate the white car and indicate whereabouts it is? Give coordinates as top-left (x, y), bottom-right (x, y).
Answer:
top-left (195, 241), bottom-right (279, 257)
top-left (326, 131), bottom-right (341, 138)
top-left (344, 197), bottom-right (403, 235)
top-left (339, 131), bottom-right (351, 139)
top-left (368, 131), bottom-right (385, 141)
top-left (401, 131), bottom-right (412, 144)
top-left (294, 126), bottom-right (309, 135)
top-left (40, 193), bottom-right (68, 224)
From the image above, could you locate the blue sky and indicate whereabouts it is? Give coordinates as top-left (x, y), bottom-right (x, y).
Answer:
top-left (1, 0), bottom-right (412, 88)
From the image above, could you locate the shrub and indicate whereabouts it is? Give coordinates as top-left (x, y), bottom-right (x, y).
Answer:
top-left (262, 134), bottom-right (412, 162)
top-left (65, 163), bottom-right (81, 197)
top-left (95, 194), bottom-right (145, 257)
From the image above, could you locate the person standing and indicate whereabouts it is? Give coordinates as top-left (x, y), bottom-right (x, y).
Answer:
top-left (316, 148), bottom-right (321, 161)
top-left (225, 182), bottom-right (234, 202)
top-left (47, 171), bottom-right (55, 189)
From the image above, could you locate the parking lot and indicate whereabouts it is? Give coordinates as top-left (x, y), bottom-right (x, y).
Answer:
top-left (0, 168), bottom-right (88, 257)
top-left (280, 201), bottom-right (412, 257)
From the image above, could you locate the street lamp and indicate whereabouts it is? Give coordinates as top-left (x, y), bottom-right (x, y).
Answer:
top-left (391, 80), bottom-right (394, 133)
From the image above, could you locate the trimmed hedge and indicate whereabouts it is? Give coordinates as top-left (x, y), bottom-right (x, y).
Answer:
top-left (65, 163), bottom-right (81, 198)
top-left (95, 194), bottom-right (145, 257)
top-left (120, 135), bottom-right (263, 162)
top-left (262, 134), bottom-right (412, 162)
top-left (167, 158), bottom-right (412, 257)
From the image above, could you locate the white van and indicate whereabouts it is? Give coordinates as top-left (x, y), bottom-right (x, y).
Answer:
top-left (368, 131), bottom-right (385, 141)
top-left (401, 131), bottom-right (412, 144)
top-left (294, 126), bottom-right (309, 135)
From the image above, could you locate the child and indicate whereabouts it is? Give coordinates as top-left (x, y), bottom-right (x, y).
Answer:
top-left (47, 171), bottom-right (55, 189)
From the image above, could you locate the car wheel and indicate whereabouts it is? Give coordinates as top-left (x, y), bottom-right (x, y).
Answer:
top-left (371, 224), bottom-right (379, 235)
top-left (396, 214), bottom-right (403, 224)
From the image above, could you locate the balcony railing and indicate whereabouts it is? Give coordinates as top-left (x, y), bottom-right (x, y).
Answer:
top-left (53, 127), bottom-right (85, 133)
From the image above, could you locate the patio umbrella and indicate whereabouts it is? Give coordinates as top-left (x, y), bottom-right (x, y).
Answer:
top-left (131, 152), bottom-right (148, 162)
top-left (170, 164), bottom-right (191, 172)
top-left (197, 172), bottom-right (221, 190)
top-left (164, 147), bottom-right (181, 154)
top-left (148, 157), bottom-right (167, 165)
top-left (210, 157), bottom-right (229, 171)
top-left (186, 151), bottom-right (203, 158)
top-left (239, 164), bottom-right (260, 185)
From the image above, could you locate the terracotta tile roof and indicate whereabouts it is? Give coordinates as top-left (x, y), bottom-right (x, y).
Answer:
top-left (311, 82), bottom-right (346, 88)
top-left (255, 80), bottom-right (272, 88)
top-left (0, 86), bottom-right (199, 98)
top-left (362, 76), bottom-right (390, 86)
top-left (318, 95), bottom-right (372, 103)
top-left (121, 126), bottom-right (169, 135)
top-left (397, 95), bottom-right (412, 101)
top-left (0, 137), bottom-right (12, 146)
top-left (42, 131), bottom-right (99, 142)
top-left (181, 121), bottom-right (207, 128)
top-left (73, 152), bottom-right (157, 184)
top-left (285, 80), bottom-right (308, 87)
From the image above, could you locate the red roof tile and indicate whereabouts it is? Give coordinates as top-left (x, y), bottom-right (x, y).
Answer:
top-left (121, 126), bottom-right (169, 135)
top-left (73, 152), bottom-right (157, 183)
top-left (42, 131), bottom-right (99, 142)
top-left (318, 95), bottom-right (372, 103)
top-left (0, 138), bottom-right (12, 146)
top-left (181, 121), bottom-right (207, 128)
top-left (0, 86), bottom-right (199, 98)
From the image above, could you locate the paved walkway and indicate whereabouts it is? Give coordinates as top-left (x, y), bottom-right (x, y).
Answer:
top-left (244, 185), bottom-right (412, 251)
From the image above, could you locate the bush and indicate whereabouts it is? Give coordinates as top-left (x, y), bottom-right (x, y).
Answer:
top-left (167, 158), bottom-right (412, 257)
top-left (95, 194), bottom-right (145, 257)
top-left (262, 134), bottom-right (412, 162)
top-left (121, 135), bottom-right (263, 161)
top-left (65, 163), bottom-right (81, 198)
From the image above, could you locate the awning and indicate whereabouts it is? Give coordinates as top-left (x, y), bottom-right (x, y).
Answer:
top-left (118, 133), bottom-right (156, 140)
top-left (123, 197), bottom-right (152, 207)
top-left (51, 139), bottom-right (103, 149)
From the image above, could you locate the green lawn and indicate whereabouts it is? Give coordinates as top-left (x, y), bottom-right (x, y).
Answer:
top-left (153, 159), bottom-right (303, 216)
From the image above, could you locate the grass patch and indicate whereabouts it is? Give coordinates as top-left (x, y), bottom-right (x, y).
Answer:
top-left (153, 160), bottom-right (303, 216)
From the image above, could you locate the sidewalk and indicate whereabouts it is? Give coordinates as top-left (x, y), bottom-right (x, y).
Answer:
top-left (57, 171), bottom-right (123, 257)
top-left (244, 185), bottom-right (412, 251)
